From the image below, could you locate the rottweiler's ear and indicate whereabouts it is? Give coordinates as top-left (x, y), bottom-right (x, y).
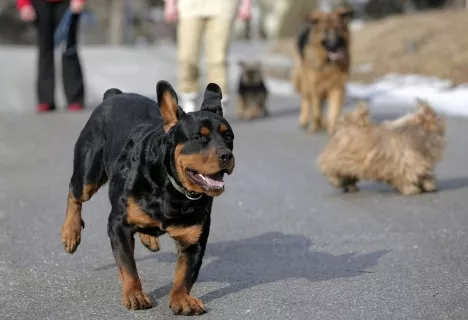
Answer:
top-left (157, 80), bottom-right (181, 133)
top-left (103, 88), bottom-right (122, 101)
top-left (200, 83), bottom-right (223, 117)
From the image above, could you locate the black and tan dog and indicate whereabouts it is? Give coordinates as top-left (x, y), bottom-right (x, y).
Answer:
top-left (60, 81), bottom-right (235, 315)
top-left (236, 61), bottom-right (269, 120)
top-left (292, 6), bottom-right (353, 134)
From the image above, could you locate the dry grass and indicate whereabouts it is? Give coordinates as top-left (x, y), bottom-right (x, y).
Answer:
top-left (268, 9), bottom-right (468, 84)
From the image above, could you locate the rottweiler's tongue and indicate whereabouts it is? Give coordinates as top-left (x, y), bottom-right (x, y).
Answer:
top-left (196, 173), bottom-right (224, 188)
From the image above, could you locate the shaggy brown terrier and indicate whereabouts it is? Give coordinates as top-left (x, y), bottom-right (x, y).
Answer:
top-left (317, 100), bottom-right (446, 195)
top-left (236, 61), bottom-right (269, 120)
top-left (292, 6), bottom-right (353, 135)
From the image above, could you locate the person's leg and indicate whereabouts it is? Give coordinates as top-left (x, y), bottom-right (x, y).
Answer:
top-left (177, 18), bottom-right (204, 112)
top-left (54, 0), bottom-right (85, 110)
top-left (33, 1), bottom-right (56, 111)
top-left (204, 16), bottom-right (235, 109)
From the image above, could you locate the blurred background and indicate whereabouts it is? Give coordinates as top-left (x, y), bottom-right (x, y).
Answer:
top-left (2, 0), bottom-right (467, 94)
top-left (1, 0), bottom-right (465, 45)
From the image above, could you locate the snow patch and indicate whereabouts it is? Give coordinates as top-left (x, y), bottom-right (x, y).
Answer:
top-left (264, 73), bottom-right (468, 117)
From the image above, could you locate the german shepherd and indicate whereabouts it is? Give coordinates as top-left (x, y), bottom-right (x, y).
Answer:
top-left (292, 6), bottom-right (354, 135)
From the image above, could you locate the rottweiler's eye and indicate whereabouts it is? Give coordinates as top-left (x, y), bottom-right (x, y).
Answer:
top-left (224, 133), bottom-right (234, 141)
top-left (194, 135), bottom-right (206, 142)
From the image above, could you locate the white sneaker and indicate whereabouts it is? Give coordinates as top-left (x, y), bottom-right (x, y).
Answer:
top-left (180, 92), bottom-right (197, 113)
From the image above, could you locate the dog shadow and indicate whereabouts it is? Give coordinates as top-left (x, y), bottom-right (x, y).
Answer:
top-left (323, 176), bottom-right (468, 197)
top-left (139, 231), bottom-right (389, 303)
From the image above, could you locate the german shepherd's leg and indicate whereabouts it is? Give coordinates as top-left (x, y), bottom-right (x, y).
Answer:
top-left (298, 94), bottom-right (310, 128)
top-left (327, 88), bottom-right (345, 135)
top-left (291, 65), bottom-right (302, 94)
top-left (108, 214), bottom-right (152, 310)
top-left (62, 135), bottom-right (107, 254)
top-left (308, 92), bottom-right (323, 134)
top-left (297, 71), bottom-right (310, 128)
top-left (168, 217), bottom-right (210, 316)
top-left (236, 95), bottom-right (247, 119)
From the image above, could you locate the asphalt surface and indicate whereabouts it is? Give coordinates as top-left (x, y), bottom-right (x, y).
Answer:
top-left (1, 44), bottom-right (468, 320)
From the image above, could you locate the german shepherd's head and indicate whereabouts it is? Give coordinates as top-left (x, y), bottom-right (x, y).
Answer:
top-left (304, 6), bottom-right (354, 64)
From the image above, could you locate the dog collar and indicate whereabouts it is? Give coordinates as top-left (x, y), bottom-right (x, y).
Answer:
top-left (167, 174), bottom-right (202, 201)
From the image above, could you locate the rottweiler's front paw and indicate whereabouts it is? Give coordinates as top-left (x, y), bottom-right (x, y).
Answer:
top-left (122, 290), bottom-right (152, 310)
top-left (169, 292), bottom-right (205, 316)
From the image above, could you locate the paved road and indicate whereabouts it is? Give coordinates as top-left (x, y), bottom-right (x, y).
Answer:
top-left (1, 43), bottom-right (468, 320)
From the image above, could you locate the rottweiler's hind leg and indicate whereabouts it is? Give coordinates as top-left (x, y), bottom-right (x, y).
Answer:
top-left (61, 134), bottom-right (107, 254)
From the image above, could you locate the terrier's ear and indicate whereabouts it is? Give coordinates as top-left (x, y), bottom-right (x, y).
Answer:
top-left (416, 98), bottom-right (431, 109)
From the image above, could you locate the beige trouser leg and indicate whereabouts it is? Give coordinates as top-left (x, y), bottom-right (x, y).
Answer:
top-left (204, 17), bottom-right (234, 96)
top-left (177, 18), bottom-right (205, 94)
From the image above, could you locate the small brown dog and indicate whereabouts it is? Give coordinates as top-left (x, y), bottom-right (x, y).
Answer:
top-left (236, 61), bottom-right (269, 120)
top-left (317, 100), bottom-right (446, 195)
top-left (292, 6), bottom-right (353, 135)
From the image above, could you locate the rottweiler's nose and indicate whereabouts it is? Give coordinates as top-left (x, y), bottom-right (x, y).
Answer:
top-left (218, 150), bottom-right (233, 164)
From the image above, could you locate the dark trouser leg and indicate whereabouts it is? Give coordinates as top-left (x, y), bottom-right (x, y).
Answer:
top-left (34, 1), bottom-right (55, 107)
top-left (54, 0), bottom-right (85, 106)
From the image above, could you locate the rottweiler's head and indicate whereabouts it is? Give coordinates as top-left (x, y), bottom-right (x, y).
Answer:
top-left (157, 81), bottom-right (235, 198)
top-left (305, 6), bottom-right (353, 63)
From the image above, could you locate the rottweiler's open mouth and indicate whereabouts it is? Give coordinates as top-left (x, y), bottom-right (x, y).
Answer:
top-left (186, 169), bottom-right (228, 191)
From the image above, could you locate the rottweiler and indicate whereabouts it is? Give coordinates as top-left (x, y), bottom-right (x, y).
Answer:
top-left (291, 6), bottom-right (354, 135)
top-left (60, 81), bottom-right (235, 315)
top-left (236, 61), bottom-right (269, 120)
